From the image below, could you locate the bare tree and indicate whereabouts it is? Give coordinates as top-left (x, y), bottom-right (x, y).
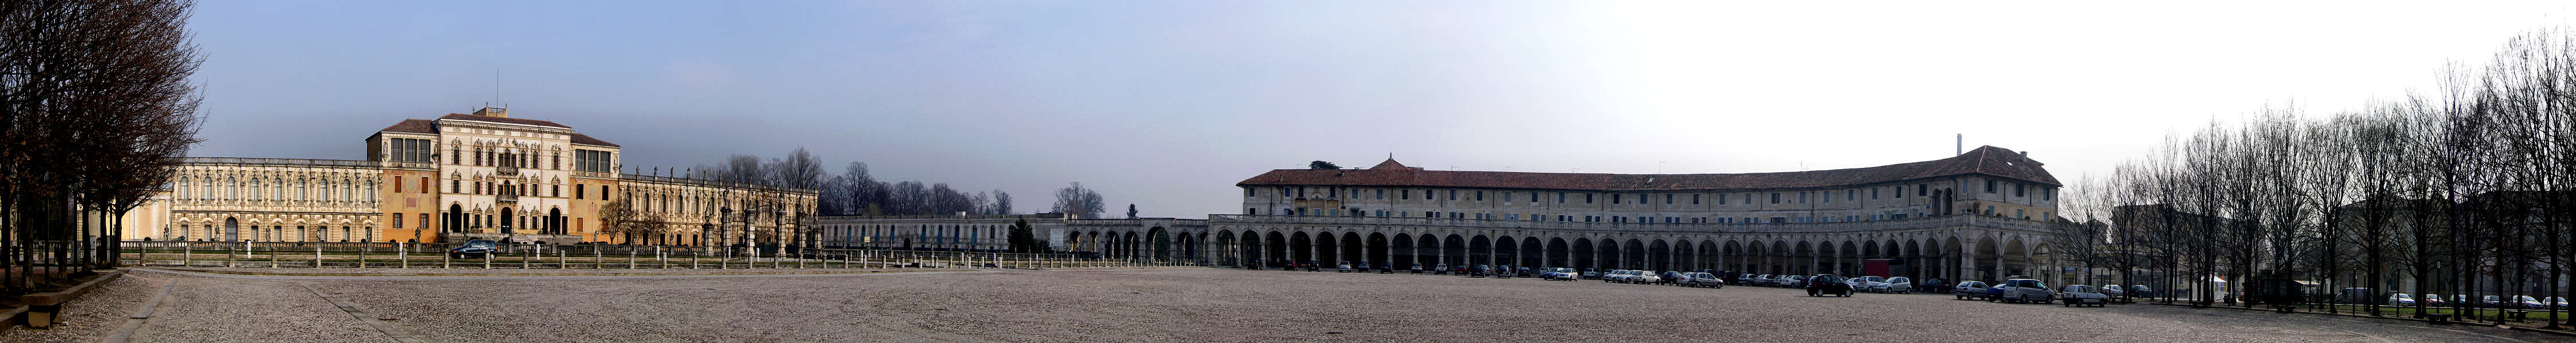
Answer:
top-left (1052, 182), bottom-right (1105, 218)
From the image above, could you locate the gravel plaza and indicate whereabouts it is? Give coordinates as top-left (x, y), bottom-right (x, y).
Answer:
top-left (5, 267), bottom-right (2570, 343)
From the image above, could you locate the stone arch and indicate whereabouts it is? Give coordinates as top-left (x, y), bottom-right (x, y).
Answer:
top-left (1546, 237), bottom-right (1569, 268)
top-left (1339, 232), bottom-right (1362, 266)
top-left (1648, 239), bottom-right (1671, 272)
top-left (1265, 230), bottom-right (1288, 267)
top-left (1494, 235), bottom-right (1518, 268)
top-left (1519, 237), bottom-right (1543, 269)
top-left (1573, 237), bottom-right (1596, 271)
top-left (1622, 238), bottom-right (1645, 270)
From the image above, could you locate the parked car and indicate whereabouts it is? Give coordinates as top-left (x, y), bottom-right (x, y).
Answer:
top-left (1546, 268), bottom-right (1579, 281)
top-left (2422, 294), bottom-right (2447, 307)
top-left (2097, 285), bottom-right (2125, 298)
top-left (1378, 262), bottom-right (1394, 274)
top-left (2058, 285), bottom-right (2108, 307)
top-left (1603, 270), bottom-right (1631, 283)
top-left (1996, 278), bottom-right (2053, 304)
top-left (1737, 274), bottom-right (1759, 285)
top-left (1805, 274), bottom-right (1852, 297)
top-left (1470, 265), bottom-right (1492, 277)
top-left (448, 240), bottom-right (497, 258)
top-left (1306, 261), bottom-right (1321, 272)
top-left (2481, 295), bottom-right (2503, 308)
top-left (2386, 293), bottom-right (2416, 306)
top-left (1784, 275), bottom-right (1811, 288)
top-left (1660, 271), bottom-right (1685, 285)
top-left (2515, 296), bottom-right (2549, 310)
top-left (1452, 265), bottom-right (1469, 275)
top-left (1518, 266), bottom-right (1535, 278)
top-left (1582, 268), bottom-right (1602, 280)
top-left (1411, 263), bottom-right (1425, 274)
top-left (1677, 272), bottom-right (1725, 288)
top-left (1629, 270), bottom-right (1662, 284)
top-left (2551, 297), bottom-right (2568, 310)
top-left (1851, 276), bottom-right (1887, 291)
top-left (1954, 281), bottom-right (1994, 300)
top-left (1494, 265), bottom-right (1513, 278)
top-left (1433, 263), bottom-right (1451, 275)
top-left (2127, 285), bottom-right (2156, 298)
top-left (1337, 262), bottom-right (1355, 273)
top-left (1875, 277), bottom-right (1914, 293)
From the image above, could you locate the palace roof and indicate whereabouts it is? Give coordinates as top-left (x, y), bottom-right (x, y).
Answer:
top-left (1238, 146), bottom-right (2060, 191)
top-left (377, 119), bottom-right (437, 134)
top-left (569, 133), bottom-right (619, 147)
top-left (434, 113), bottom-right (572, 129)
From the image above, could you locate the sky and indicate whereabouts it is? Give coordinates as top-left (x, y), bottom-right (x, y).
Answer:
top-left (183, 1), bottom-right (2576, 218)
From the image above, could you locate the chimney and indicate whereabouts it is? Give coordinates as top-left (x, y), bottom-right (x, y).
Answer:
top-left (473, 107), bottom-right (508, 118)
top-left (1955, 134), bottom-right (1962, 155)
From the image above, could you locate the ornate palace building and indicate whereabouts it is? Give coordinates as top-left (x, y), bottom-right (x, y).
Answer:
top-left (133, 107), bottom-right (816, 246)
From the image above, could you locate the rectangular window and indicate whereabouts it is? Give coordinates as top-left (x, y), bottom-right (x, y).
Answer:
top-left (1769, 193), bottom-right (1780, 204)
top-left (1376, 189), bottom-right (1384, 200)
top-left (1475, 191), bottom-right (1484, 201)
top-left (2045, 188), bottom-right (2055, 201)
top-left (1985, 180), bottom-right (1996, 193)
top-left (1872, 188), bottom-right (1880, 200)
top-left (1585, 194), bottom-right (1594, 204)
top-left (2015, 184), bottom-right (2026, 197)
top-left (418, 214), bottom-right (428, 231)
top-left (393, 178), bottom-right (404, 193)
top-left (1402, 190), bottom-right (1411, 200)
top-left (1558, 193), bottom-right (1566, 203)
top-left (1447, 190), bottom-right (1456, 201)
top-left (1799, 192), bottom-right (1807, 203)
top-left (1611, 194), bottom-right (1621, 204)
top-left (1846, 189), bottom-right (1854, 201)
top-left (1665, 194), bottom-right (1673, 204)
top-left (393, 213), bottom-right (404, 228)
top-left (1528, 192), bottom-right (1537, 202)
top-left (1692, 194), bottom-right (1700, 204)
top-left (1246, 188), bottom-right (1254, 197)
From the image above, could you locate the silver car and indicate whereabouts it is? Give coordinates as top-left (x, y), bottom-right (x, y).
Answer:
top-left (1874, 277), bottom-right (1914, 293)
top-left (2057, 285), bottom-right (2108, 307)
top-left (1675, 272), bottom-right (1726, 288)
top-left (1996, 278), bottom-right (2052, 304)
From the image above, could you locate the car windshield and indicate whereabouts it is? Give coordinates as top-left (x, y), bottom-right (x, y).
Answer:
top-left (2518, 296), bottom-right (2538, 301)
top-left (1887, 277), bottom-right (1907, 283)
top-left (463, 240), bottom-right (495, 247)
top-left (2067, 286), bottom-right (2092, 292)
top-left (2393, 294), bottom-right (2412, 299)
top-left (1859, 276), bottom-right (1884, 282)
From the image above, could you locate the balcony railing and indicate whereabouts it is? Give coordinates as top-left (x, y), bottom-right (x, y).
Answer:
top-left (497, 193), bottom-right (519, 202)
top-left (496, 166), bottom-right (519, 176)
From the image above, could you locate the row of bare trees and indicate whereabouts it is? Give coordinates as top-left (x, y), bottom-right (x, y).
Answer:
top-left (1, 0), bottom-right (204, 297)
top-left (813, 161), bottom-right (1018, 217)
top-left (2078, 29), bottom-right (2574, 328)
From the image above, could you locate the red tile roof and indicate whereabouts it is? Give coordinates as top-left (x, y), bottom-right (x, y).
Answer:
top-left (435, 113), bottom-right (571, 128)
top-left (377, 119), bottom-right (436, 134)
top-left (1238, 146), bottom-right (2060, 191)
top-left (569, 133), bottom-right (619, 147)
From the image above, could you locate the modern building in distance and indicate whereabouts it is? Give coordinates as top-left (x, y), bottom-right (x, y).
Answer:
top-left (134, 107), bottom-right (816, 246)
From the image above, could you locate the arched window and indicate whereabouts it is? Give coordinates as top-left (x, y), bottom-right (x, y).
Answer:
top-left (297, 178), bottom-right (308, 201)
top-left (178, 178), bottom-right (191, 199)
top-left (246, 178), bottom-right (259, 200)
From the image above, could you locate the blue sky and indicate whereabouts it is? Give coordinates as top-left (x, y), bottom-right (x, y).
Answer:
top-left (184, 1), bottom-right (2576, 217)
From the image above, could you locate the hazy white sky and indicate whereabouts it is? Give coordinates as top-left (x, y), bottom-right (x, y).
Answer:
top-left (183, 1), bottom-right (2574, 218)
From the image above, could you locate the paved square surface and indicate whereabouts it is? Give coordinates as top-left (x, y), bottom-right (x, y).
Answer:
top-left (8, 268), bottom-right (2571, 342)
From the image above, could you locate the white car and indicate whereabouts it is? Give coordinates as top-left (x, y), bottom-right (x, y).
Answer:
top-left (2386, 293), bottom-right (2415, 306)
top-left (2097, 284), bottom-right (2125, 298)
top-left (1546, 268), bottom-right (1580, 281)
top-left (1997, 278), bottom-right (2052, 304)
top-left (1627, 271), bottom-right (1662, 284)
top-left (2057, 285), bottom-right (2108, 307)
top-left (1875, 277), bottom-right (1914, 293)
top-left (1602, 270), bottom-right (1633, 283)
